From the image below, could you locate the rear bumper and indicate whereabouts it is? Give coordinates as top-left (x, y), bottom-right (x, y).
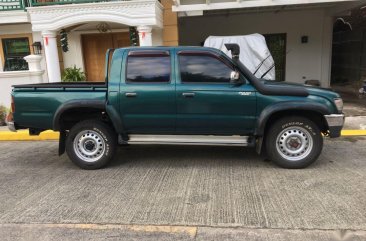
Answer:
top-left (5, 112), bottom-right (16, 132)
top-left (6, 121), bottom-right (16, 132)
top-left (324, 114), bottom-right (345, 138)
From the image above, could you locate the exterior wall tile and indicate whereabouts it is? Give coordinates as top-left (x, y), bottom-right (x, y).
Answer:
top-left (162, 0), bottom-right (178, 46)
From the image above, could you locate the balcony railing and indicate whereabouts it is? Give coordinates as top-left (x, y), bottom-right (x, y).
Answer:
top-left (0, 0), bottom-right (132, 10)
top-left (0, 0), bottom-right (25, 11)
top-left (29, 0), bottom-right (129, 7)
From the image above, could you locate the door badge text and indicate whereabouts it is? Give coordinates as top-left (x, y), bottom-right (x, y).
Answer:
top-left (239, 92), bottom-right (252, 96)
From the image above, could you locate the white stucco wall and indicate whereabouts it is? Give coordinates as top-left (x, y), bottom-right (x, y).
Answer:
top-left (62, 28), bottom-right (164, 71)
top-left (152, 28), bottom-right (163, 46)
top-left (62, 31), bottom-right (84, 71)
top-left (0, 71), bottom-right (44, 107)
top-left (0, 24), bottom-right (47, 107)
top-left (0, 25), bottom-right (47, 79)
top-left (0, 23), bottom-right (31, 35)
top-left (178, 8), bottom-right (333, 87)
top-left (31, 31), bottom-right (48, 81)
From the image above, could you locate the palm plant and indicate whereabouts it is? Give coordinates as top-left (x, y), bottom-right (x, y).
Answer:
top-left (61, 65), bottom-right (86, 82)
top-left (0, 105), bottom-right (8, 126)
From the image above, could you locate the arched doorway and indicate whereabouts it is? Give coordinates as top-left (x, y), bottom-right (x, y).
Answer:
top-left (69, 22), bottom-right (135, 81)
top-left (27, 0), bottom-right (163, 82)
top-left (81, 32), bottom-right (130, 81)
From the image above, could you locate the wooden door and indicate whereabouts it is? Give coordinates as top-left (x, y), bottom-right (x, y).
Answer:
top-left (82, 32), bottom-right (130, 82)
top-left (112, 32), bottom-right (130, 48)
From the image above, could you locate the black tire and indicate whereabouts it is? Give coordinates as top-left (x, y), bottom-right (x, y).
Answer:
top-left (265, 116), bottom-right (323, 169)
top-left (66, 120), bottom-right (117, 170)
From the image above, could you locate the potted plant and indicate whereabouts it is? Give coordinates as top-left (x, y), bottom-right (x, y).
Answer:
top-left (62, 65), bottom-right (86, 82)
top-left (0, 105), bottom-right (8, 126)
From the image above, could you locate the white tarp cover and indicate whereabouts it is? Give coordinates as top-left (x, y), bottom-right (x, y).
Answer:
top-left (204, 34), bottom-right (276, 80)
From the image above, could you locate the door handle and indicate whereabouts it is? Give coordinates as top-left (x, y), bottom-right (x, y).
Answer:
top-left (182, 92), bottom-right (195, 98)
top-left (125, 92), bottom-right (137, 97)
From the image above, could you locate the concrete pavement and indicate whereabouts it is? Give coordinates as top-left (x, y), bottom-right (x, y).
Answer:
top-left (0, 138), bottom-right (365, 240)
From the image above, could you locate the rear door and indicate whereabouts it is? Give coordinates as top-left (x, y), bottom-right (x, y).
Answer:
top-left (176, 50), bottom-right (256, 135)
top-left (119, 49), bottom-right (175, 134)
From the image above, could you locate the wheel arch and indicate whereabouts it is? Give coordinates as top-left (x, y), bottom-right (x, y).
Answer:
top-left (54, 100), bottom-right (127, 156)
top-left (53, 100), bottom-right (106, 131)
top-left (53, 100), bottom-right (108, 157)
top-left (256, 101), bottom-right (331, 136)
top-left (255, 102), bottom-right (330, 154)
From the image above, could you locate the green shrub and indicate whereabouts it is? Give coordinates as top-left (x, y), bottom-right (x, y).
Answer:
top-left (0, 105), bottom-right (8, 126)
top-left (62, 65), bottom-right (86, 82)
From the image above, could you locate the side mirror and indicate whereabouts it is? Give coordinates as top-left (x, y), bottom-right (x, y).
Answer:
top-left (230, 71), bottom-right (243, 85)
top-left (230, 71), bottom-right (239, 81)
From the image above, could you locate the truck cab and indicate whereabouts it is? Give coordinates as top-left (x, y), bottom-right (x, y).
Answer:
top-left (7, 45), bottom-right (345, 169)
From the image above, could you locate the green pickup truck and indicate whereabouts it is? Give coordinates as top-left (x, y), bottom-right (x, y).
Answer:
top-left (7, 44), bottom-right (344, 169)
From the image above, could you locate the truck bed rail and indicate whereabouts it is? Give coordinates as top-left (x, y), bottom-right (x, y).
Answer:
top-left (13, 82), bottom-right (106, 89)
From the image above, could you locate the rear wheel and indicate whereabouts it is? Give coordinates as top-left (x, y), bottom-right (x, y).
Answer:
top-left (265, 117), bottom-right (323, 168)
top-left (66, 120), bottom-right (117, 170)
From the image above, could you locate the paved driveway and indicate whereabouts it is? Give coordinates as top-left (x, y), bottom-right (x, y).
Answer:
top-left (0, 138), bottom-right (365, 240)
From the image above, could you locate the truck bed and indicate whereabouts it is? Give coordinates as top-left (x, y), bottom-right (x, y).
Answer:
top-left (12, 82), bottom-right (107, 130)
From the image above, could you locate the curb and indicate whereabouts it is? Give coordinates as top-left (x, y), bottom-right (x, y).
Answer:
top-left (341, 130), bottom-right (366, 136)
top-left (0, 130), bottom-right (59, 141)
top-left (0, 129), bottom-right (366, 141)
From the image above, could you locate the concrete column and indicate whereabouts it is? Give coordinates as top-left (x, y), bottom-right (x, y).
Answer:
top-left (24, 55), bottom-right (42, 71)
top-left (42, 30), bottom-right (61, 82)
top-left (24, 55), bottom-right (44, 83)
top-left (137, 26), bottom-right (153, 46)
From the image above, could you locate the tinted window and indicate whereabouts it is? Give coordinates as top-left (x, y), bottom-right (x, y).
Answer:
top-left (126, 55), bottom-right (170, 83)
top-left (179, 54), bottom-right (233, 83)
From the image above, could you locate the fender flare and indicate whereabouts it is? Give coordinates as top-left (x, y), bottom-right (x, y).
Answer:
top-left (255, 101), bottom-right (331, 136)
top-left (54, 100), bottom-right (128, 156)
top-left (105, 104), bottom-right (127, 138)
top-left (53, 100), bottom-right (106, 131)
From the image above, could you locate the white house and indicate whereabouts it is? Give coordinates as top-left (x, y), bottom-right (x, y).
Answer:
top-left (0, 0), bottom-right (364, 107)
top-left (0, 0), bottom-right (178, 107)
top-left (174, 0), bottom-right (366, 86)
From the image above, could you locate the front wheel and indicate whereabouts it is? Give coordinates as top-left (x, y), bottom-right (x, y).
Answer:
top-left (265, 117), bottom-right (323, 169)
top-left (66, 120), bottom-right (117, 170)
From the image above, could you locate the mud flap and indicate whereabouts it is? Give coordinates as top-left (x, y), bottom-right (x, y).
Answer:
top-left (256, 136), bottom-right (263, 154)
top-left (58, 130), bottom-right (67, 156)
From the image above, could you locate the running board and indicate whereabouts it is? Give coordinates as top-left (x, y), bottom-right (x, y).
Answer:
top-left (120, 135), bottom-right (253, 146)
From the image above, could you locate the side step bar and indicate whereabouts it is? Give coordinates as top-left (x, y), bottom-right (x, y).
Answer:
top-left (120, 135), bottom-right (253, 146)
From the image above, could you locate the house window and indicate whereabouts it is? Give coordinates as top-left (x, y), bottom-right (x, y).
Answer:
top-left (2, 38), bottom-right (30, 71)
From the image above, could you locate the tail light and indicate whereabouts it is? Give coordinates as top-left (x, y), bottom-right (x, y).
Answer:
top-left (6, 95), bottom-right (14, 123)
top-left (5, 111), bottom-right (13, 123)
top-left (10, 95), bottom-right (15, 113)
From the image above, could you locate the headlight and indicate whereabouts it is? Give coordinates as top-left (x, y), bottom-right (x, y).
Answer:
top-left (334, 98), bottom-right (343, 112)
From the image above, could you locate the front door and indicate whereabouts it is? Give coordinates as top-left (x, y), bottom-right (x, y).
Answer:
top-left (119, 49), bottom-right (176, 133)
top-left (176, 51), bottom-right (257, 135)
top-left (82, 32), bottom-right (130, 82)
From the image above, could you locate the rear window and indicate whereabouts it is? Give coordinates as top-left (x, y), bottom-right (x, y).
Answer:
top-left (126, 55), bottom-right (170, 83)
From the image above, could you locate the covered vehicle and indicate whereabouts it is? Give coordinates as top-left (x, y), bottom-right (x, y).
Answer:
top-left (204, 34), bottom-right (275, 80)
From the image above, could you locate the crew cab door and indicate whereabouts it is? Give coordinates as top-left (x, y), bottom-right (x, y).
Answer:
top-left (119, 50), bottom-right (175, 133)
top-left (176, 51), bottom-right (256, 135)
